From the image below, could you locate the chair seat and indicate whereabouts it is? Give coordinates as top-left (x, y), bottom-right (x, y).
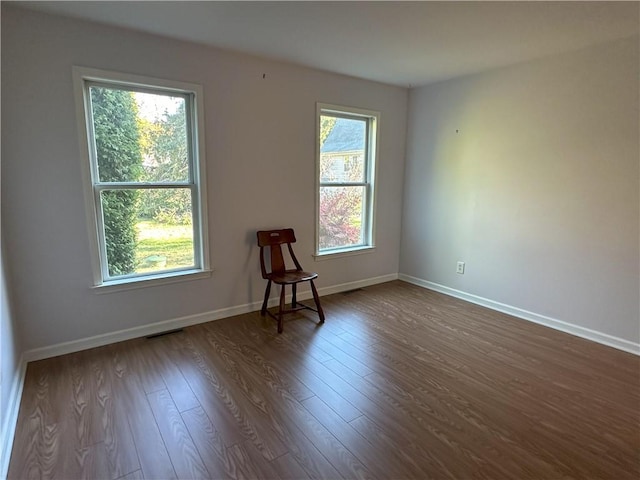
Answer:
top-left (268, 270), bottom-right (318, 284)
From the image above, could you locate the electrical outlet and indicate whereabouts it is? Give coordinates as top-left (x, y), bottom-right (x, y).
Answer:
top-left (456, 261), bottom-right (465, 274)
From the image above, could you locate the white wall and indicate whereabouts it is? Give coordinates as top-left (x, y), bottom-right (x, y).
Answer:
top-left (4, 5), bottom-right (637, 357)
top-left (1, 6), bottom-right (407, 352)
top-left (401, 37), bottom-right (639, 345)
top-left (0, 239), bottom-right (23, 475)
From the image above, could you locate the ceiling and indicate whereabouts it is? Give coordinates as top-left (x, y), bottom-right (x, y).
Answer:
top-left (14, 1), bottom-right (640, 87)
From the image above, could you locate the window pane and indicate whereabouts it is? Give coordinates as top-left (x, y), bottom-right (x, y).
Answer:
top-left (319, 186), bottom-right (365, 250)
top-left (135, 92), bottom-right (189, 183)
top-left (90, 86), bottom-right (143, 183)
top-left (90, 86), bottom-right (189, 183)
top-left (320, 116), bottom-right (366, 183)
top-left (101, 188), bottom-right (195, 277)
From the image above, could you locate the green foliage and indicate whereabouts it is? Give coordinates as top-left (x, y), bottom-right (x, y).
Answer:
top-left (91, 87), bottom-right (142, 276)
top-left (138, 101), bottom-right (193, 225)
top-left (91, 87), bottom-right (143, 182)
top-left (145, 188), bottom-right (192, 225)
top-left (320, 115), bottom-right (337, 148)
top-left (101, 190), bottom-right (140, 276)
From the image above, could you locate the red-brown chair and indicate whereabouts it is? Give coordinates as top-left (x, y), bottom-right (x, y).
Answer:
top-left (257, 229), bottom-right (325, 333)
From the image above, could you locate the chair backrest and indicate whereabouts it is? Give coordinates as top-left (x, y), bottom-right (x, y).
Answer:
top-left (257, 229), bottom-right (302, 278)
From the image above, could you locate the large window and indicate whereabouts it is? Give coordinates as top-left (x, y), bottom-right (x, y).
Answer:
top-left (74, 67), bottom-right (209, 288)
top-left (316, 103), bottom-right (378, 256)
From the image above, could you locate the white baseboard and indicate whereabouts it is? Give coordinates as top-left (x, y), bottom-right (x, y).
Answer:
top-left (399, 274), bottom-right (640, 356)
top-left (23, 273), bottom-right (399, 363)
top-left (0, 354), bottom-right (27, 479)
top-left (9, 270), bottom-right (635, 476)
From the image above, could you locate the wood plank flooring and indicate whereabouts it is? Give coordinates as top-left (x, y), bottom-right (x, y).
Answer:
top-left (8, 280), bottom-right (640, 479)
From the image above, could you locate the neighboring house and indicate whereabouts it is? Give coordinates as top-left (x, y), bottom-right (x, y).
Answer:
top-left (320, 118), bottom-right (365, 183)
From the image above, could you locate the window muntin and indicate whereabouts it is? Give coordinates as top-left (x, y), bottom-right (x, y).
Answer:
top-left (316, 104), bottom-right (378, 254)
top-left (76, 68), bottom-right (209, 286)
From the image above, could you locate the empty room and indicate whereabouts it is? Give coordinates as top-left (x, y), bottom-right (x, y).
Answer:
top-left (1, 1), bottom-right (638, 479)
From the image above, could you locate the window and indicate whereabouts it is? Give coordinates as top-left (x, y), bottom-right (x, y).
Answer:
top-left (316, 103), bottom-right (379, 256)
top-left (73, 67), bottom-right (209, 288)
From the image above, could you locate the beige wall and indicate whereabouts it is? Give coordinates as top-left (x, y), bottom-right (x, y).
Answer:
top-left (1, 6), bottom-right (408, 351)
top-left (401, 37), bottom-right (639, 344)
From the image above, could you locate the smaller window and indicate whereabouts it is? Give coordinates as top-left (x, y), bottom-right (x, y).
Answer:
top-left (316, 103), bottom-right (379, 256)
top-left (73, 67), bottom-right (209, 288)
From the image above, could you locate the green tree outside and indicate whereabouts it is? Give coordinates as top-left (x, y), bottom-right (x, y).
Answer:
top-left (138, 101), bottom-right (193, 225)
top-left (90, 87), bottom-right (143, 276)
top-left (320, 116), bottom-right (336, 147)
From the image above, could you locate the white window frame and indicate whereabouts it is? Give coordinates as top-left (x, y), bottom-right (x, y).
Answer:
top-left (73, 66), bottom-right (210, 291)
top-left (315, 103), bottom-right (379, 258)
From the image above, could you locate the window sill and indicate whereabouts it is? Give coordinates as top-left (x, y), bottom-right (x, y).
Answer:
top-left (92, 269), bottom-right (212, 294)
top-left (313, 246), bottom-right (376, 261)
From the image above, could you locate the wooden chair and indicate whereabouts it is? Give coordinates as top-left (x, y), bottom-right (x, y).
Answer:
top-left (257, 228), bottom-right (325, 333)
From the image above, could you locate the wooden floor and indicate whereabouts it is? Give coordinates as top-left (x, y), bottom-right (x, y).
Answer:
top-left (8, 281), bottom-right (640, 479)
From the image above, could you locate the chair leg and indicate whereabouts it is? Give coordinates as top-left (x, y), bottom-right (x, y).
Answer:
top-left (309, 280), bottom-right (325, 324)
top-left (291, 283), bottom-right (297, 308)
top-left (261, 280), bottom-right (272, 316)
top-left (278, 284), bottom-right (286, 333)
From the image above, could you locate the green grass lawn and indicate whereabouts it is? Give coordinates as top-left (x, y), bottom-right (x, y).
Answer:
top-left (135, 220), bottom-right (194, 273)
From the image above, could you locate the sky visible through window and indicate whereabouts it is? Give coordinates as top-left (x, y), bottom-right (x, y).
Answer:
top-left (135, 92), bottom-right (182, 122)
